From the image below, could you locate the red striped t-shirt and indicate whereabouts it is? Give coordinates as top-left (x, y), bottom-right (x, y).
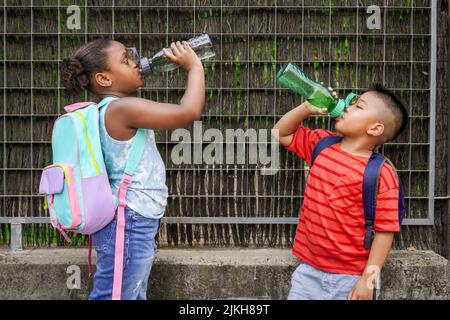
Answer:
top-left (287, 125), bottom-right (400, 275)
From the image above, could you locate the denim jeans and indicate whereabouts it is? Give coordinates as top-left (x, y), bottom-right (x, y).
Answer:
top-left (89, 206), bottom-right (160, 300)
top-left (287, 263), bottom-right (380, 300)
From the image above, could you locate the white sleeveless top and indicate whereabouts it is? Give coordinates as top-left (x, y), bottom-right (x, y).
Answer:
top-left (98, 97), bottom-right (168, 219)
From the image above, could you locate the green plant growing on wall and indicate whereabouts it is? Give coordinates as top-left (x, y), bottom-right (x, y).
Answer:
top-left (59, 89), bottom-right (65, 112)
top-left (51, 63), bottom-right (58, 87)
top-left (335, 46), bottom-right (341, 89)
top-left (61, 35), bottom-right (68, 56)
top-left (154, 130), bottom-right (161, 142)
top-left (271, 38), bottom-right (276, 63)
top-left (263, 36), bottom-right (269, 61)
top-left (76, 34), bottom-right (82, 49)
top-left (419, 111), bottom-right (425, 127)
top-left (321, 0), bottom-right (327, 15)
top-left (263, 63), bottom-right (269, 87)
top-left (202, 18), bottom-right (209, 34)
top-left (257, 39), bottom-right (262, 62)
top-left (244, 16), bottom-right (249, 34)
top-left (263, 115), bottom-right (270, 131)
top-left (415, 182), bottom-right (423, 197)
top-left (120, 15), bottom-right (127, 32)
top-left (208, 90), bottom-right (214, 113)
top-left (45, 225), bottom-right (51, 246)
top-left (406, 0), bottom-right (411, 15)
top-left (203, 60), bottom-right (209, 78)
top-left (58, 8), bottom-right (66, 32)
top-left (51, 226), bottom-right (58, 245)
top-left (15, 42), bottom-right (21, 60)
top-left (304, 160), bottom-right (310, 174)
top-left (24, 224), bottom-right (31, 246)
top-left (244, 114), bottom-right (249, 131)
top-left (322, 111), bottom-right (328, 128)
top-left (371, 36), bottom-right (376, 60)
top-left (313, 48), bottom-right (320, 81)
top-left (342, 37), bottom-right (350, 88)
top-left (365, 63), bottom-right (370, 85)
top-left (251, 14), bottom-right (258, 33)
top-left (266, 16), bottom-right (272, 34)
top-left (1, 224), bottom-right (10, 246)
top-left (282, 147), bottom-right (289, 168)
top-left (235, 51), bottom-right (242, 117)
top-left (342, 17), bottom-right (349, 33)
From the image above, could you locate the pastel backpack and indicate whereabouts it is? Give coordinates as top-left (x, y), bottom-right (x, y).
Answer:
top-left (39, 96), bottom-right (146, 299)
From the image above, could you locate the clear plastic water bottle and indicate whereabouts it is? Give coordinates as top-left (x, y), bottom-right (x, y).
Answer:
top-left (127, 34), bottom-right (215, 76)
top-left (277, 62), bottom-right (358, 118)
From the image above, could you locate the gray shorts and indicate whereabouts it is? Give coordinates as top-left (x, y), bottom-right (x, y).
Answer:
top-left (287, 263), bottom-right (380, 300)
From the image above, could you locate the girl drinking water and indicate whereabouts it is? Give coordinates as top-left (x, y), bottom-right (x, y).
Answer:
top-left (60, 38), bottom-right (205, 300)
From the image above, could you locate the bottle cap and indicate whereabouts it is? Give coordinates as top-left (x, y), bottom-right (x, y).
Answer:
top-left (330, 99), bottom-right (346, 118)
top-left (139, 57), bottom-right (152, 77)
top-left (344, 92), bottom-right (359, 108)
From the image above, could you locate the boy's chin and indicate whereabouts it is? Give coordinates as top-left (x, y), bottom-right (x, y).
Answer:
top-left (334, 124), bottom-right (343, 135)
top-left (334, 127), bottom-right (351, 137)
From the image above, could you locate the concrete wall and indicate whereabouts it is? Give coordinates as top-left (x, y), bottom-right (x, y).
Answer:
top-left (0, 248), bottom-right (448, 300)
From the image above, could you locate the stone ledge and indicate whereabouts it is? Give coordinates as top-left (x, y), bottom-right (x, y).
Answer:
top-left (0, 248), bottom-right (448, 300)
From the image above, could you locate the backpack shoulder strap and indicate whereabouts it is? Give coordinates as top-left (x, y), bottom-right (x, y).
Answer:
top-left (64, 101), bottom-right (96, 113)
top-left (382, 158), bottom-right (406, 225)
top-left (98, 96), bottom-right (119, 109)
top-left (310, 135), bottom-right (343, 166)
top-left (112, 127), bottom-right (147, 300)
top-left (96, 95), bottom-right (146, 175)
top-left (362, 152), bottom-right (386, 249)
top-left (124, 128), bottom-right (147, 176)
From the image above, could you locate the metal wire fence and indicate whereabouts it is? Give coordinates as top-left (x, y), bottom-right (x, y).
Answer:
top-left (0, 0), bottom-right (438, 250)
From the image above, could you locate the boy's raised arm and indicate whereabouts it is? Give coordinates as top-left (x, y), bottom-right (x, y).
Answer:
top-left (272, 101), bottom-right (328, 147)
top-left (272, 86), bottom-right (337, 147)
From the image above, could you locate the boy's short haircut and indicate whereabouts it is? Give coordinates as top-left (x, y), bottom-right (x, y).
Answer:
top-left (365, 83), bottom-right (409, 142)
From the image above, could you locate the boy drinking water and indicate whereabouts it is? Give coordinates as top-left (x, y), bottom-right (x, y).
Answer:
top-left (272, 83), bottom-right (408, 300)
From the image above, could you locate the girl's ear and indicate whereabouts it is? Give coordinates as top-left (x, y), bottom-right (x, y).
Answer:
top-left (367, 122), bottom-right (384, 138)
top-left (94, 72), bottom-right (112, 88)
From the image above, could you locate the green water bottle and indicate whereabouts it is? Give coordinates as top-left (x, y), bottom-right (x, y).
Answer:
top-left (277, 62), bottom-right (355, 118)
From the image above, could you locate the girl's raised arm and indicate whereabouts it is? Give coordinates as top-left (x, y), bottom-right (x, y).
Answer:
top-left (108, 41), bottom-right (205, 130)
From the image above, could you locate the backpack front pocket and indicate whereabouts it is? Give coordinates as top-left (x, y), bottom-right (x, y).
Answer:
top-left (40, 163), bottom-right (82, 231)
top-left (39, 166), bottom-right (65, 194)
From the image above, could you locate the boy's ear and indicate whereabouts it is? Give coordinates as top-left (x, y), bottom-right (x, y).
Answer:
top-left (94, 72), bottom-right (113, 88)
top-left (367, 122), bottom-right (384, 138)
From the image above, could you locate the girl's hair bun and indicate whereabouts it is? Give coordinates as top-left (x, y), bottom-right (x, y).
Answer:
top-left (60, 57), bottom-right (90, 93)
top-left (60, 38), bottom-right (113, 94)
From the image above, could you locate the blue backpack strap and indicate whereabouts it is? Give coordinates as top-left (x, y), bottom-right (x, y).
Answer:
top-left (384, 158), bottom-right (406, 225)
top-left (96, 95), bottom-right (147, 176)
top-left (97, 96), bottom-right (118, 109)
top-left (310, 135), bottom-right (343, 166)
top-left (362, 153), bottom-right (386, 249)
top-left (124, 128), bottom-right (147, 176)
